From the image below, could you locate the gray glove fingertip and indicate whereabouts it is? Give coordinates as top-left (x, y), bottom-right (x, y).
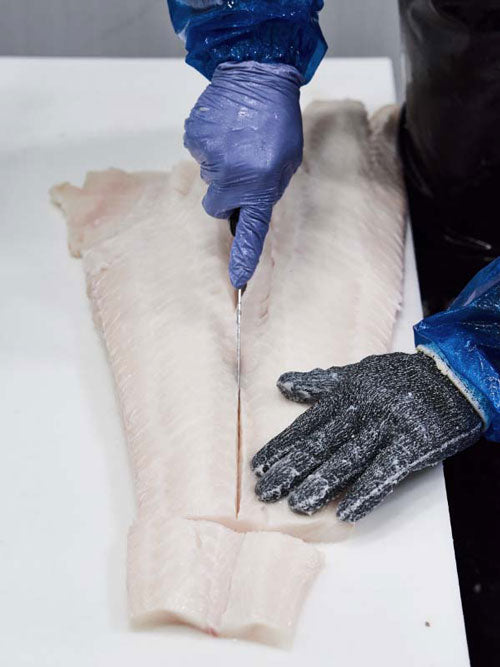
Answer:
top-left (289, 474), bottom-right (332, 515)
top-left (277, 368), bottom-right (341, 404)
top-left (255, 436), bottom-right (337, 503)
top-left (255, 451), bottom-right (307, 503)
top-left (289, 427), bottom-right (382, 515)
top-left (336, 462), bottom-right (402, 523)
top-left (336, 485), bottom-right (395, 523)
top-left (252, 388), bottom-right (339, 477)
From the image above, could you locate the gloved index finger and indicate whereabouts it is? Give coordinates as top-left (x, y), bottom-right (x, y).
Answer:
top-left (256, 409), bottom-right (360, 504)
top-left (229, 204), bottom-right (272, 288)
top-left (251, 393), bottom-right (344, 477)
top-left (289, 423), bottom-right (384, 515)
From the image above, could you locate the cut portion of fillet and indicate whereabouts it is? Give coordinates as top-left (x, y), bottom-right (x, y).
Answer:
top-left (128, 517), bottom-right (323, 647)
top-left (237, 102), bottom-right (406, 539)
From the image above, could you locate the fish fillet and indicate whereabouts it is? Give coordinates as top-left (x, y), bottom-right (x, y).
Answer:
top-left (51, 162), bottom-right (323, 645)
top-left (54, 166), bottom-right (239, 524)
top-left (237, 102), bottom-right (407, 539)
top-left (50, 101), bottom-right (406, 644)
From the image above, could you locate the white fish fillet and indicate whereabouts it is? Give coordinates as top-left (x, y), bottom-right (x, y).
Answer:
top-left (61, 166), bottom-right (239, 524)
top-left (50, 101), bottom-right (406, 644)
top-left (237, 102), bottom-right (407, 539)
top-left (51, 163), bottom-right (322, 646)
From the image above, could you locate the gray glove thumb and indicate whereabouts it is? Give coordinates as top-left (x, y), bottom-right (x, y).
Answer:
top-left (277, 367), bottom-right (344, 403)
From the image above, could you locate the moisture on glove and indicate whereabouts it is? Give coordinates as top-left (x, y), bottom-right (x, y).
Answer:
top-left (251, 352), bottom-right (483, 522)
top-left (184, 60), bottom-right (304, 288)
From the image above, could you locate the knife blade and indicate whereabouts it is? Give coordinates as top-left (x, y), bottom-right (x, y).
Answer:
top-left (236, 286), bottom-right (242, 392)
top-left (229, 210), bottom-right (245, 393)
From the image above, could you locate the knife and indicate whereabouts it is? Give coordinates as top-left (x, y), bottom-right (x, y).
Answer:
top-left (229, 210), bottom-right (245, 393)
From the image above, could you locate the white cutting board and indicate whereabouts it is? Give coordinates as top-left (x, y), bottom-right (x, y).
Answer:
top-left (0, 58), bottom-right (470, 667)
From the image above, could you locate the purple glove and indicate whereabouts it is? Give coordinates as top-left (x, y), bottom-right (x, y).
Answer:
top-left (184, 61), bottom-right (304, 288)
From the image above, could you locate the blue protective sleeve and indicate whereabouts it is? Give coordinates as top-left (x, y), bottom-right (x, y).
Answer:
top-left (414, 257), bottom-right (500, 442)
top-left (166, 0), bottom-right (327, 83)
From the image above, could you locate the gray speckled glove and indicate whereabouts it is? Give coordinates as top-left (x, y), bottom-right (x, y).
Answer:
top-left (251, 352), bottom-right (483, 522)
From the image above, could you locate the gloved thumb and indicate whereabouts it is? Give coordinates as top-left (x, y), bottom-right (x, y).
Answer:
top-left (229, 204), bottom-right (272, 288)
top-left (277, 368), bottom-right (344, 404)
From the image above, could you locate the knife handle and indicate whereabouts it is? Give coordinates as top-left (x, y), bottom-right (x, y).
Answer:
top-left (229, 209), bottom-right (240, 238)
top-left (229, 208), bottom-right (248, 293)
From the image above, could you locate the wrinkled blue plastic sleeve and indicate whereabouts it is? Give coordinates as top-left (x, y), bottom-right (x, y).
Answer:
top-left (414, 257), bottom-right (500, 442)
top-left (166, 0), bottom-right (327, 83)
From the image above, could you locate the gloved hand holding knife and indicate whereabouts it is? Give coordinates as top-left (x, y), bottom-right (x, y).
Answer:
top-left (183, 60), bottom-right (304, 288)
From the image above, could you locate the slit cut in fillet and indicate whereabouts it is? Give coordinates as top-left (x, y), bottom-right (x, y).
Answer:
top-left (50, 101), bottom-right (406, 645)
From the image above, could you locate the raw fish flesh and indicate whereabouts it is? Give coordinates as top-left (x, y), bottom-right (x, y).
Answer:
top-left (128, 517), bottom-right (323, 646)
top-left (237, 102), bottom-right (407, 539)
top-left (53, 166), bottom-right (239, 524)
top-left (51, 163), bottom-right (321, 645)
top-left (50, 101), bottom-right (406, 644)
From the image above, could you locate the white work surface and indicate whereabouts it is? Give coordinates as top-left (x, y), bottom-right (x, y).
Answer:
top-left (0, 58), bottom-right (469, 667)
